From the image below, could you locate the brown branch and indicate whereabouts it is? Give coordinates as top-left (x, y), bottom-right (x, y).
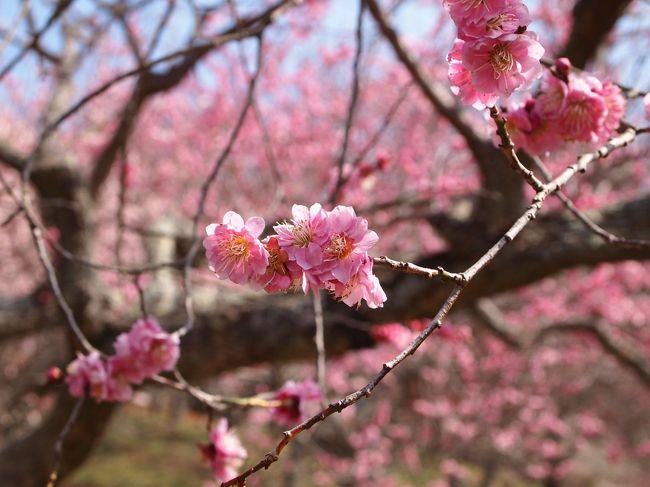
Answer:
top-left (489, 106), bottom-right (545, 192)
top-left (223, 126), bottom-right (641, 486)
top-left (0, 0), bottom-right (74, 81)
top-left (559, 0), bottom-right (633, 69)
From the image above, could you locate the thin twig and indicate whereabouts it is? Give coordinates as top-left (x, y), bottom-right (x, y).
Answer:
top-left (47, 395), bottom-right (85, 487)
top-left (373, 255), bottom-right (465, 283)
top-left (531, 156), bottom-right (650, 248)
top-left (222, 128), bottom-right (640, 487)
top-left (489, 106), bottom-right (545, 192)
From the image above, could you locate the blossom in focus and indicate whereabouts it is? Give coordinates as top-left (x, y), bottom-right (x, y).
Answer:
top-left (448, 39), bottom-right (498, 109)
top-left (444, 0), bottom-right (509, 26)
top-left (327, 258), bottom-right (387, 309)
top-left (274, 203), bottom-right (329, 270)
top-left (113, 318), bottom-right (180, 384)
top-left (254, 236), bottom-right (296, 292)
top-left (271, 379), bottom-right (321, 424)
top-left (458, 0), bottom-right (530, 40)
top-left (65, 351), bottom-right (109, 400)
top-left (319, 205), bottom-right (379, 284)
top-left (203, 211), bottom-right (269, 285)
top-left (200, 418), bottom-right (248, 483)
top-left (462, 32), bottom-right (544, 99)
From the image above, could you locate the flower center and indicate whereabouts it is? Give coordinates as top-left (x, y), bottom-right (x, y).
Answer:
top-left (224, 235), bottom-right (250, 260)
top-left (291, 222), bottom-right (313, 248)
top-left (326, 234), bottom-right (354, 260)
top-left (267, 247), bottom-right (288, 275)
top-left (486, 13), bottom-right (514, 31)
top-left (489, 43), bottom-right (514, 78)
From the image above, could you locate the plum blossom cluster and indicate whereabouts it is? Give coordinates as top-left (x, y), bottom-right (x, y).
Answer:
top-left (65, 318), bottom-right (180, 402)
top-left (203, 205), bottom-right (387, 308)
top-left (200, 418), bottom-right (248, 484)
top-left (445, 0), bottom-right (544, 109)
top-left (505, 58), bottom-right (626, 154)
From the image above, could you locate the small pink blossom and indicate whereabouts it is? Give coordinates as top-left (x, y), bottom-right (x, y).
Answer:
top-left (506, 99), bottom-right (563, 154)
top-left (273, 203), bottom-right (329, 270)
top-left (459, 0), bottom-right (530, 40)
top-left (558, 76), bottom-right (606, 142)
top-left (253, 236), bottom-right (297, 292)
top-left (327, 258), bottom-right (387, 309)
top-left (462, 32), bottom-right (544, 100)
top-left (271, 379), bottom-right (321, 424)
top-left (200, 418), bottom-right (247, 483)
top-left (597, 80), bottom-right (625, 136)
top-left (448, 39), bottom-right (498, 109)
top-left (65, 351), bottom-right (109, 400)
top-left (444, 0), bottom-right (509, 26)
top-left (203, 211), bottom-right (269, 285)
top-left (318, 205), bottom-right (379, 284)
top-left (113, 318), bottom-right (180, 384)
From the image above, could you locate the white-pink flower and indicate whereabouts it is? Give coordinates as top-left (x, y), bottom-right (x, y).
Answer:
top-left (462, 32), bottom-right (544, 100)
top-left (203, 211), bottom-right (269, 285)
top-left (271, 379), bottom-right (321, 425)
top-left (113, 318), bottom-right (180, 384)
top-left (202, 418), bottom-right (248, 483)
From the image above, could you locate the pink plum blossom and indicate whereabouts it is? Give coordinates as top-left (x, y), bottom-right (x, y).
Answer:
top-left (318, 205), bottom-right (379, 284)
top-left (448, 39), bottom-right (498, 109)
top-left (506, 98), bottom-right (563, 154)
top-left (113, 318), bottom-right (180, 384)
top-left (558, 76), bottom-right (606, 143)
top-left (458, 0), bottom-right (530, 40)
top-left (203, 211), bottom-right (269, 285)
top-left (327, 258), bottom-right (387, 309)
top-left (462, 32), bottom-right (544, 100)
top-left (444, 0), bottom-right (509, 26)
top-left (597, 80), bottom-right (625, 136)
top-left (200, 418), bottom-right (248, 483)
top-left (271, 379), bottom-right (321, 424)
top-left (253, 236), bottom-right (297, 292)
top-left (273, 203), bottom-right (329, 270)
top-left (65, 351), bottom-right (109, 400)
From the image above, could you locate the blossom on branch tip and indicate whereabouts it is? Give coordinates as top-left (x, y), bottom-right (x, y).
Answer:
top-left (274, 203), bottom-right (329, 270)
top-left (113, 318), bottom-right (180, 384)
top-left (200, 418), bottom-right (247, 483)
top-left (66, 351), bottom-right (109, 400)
top-left (457, 0), bottom-right (530, 40)
top-left (462, 32), bottom-right (544, 100)
top-left (203, 211), bottom-right (269, 285)
top-left (271, 379), bottom-right (321, 424)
